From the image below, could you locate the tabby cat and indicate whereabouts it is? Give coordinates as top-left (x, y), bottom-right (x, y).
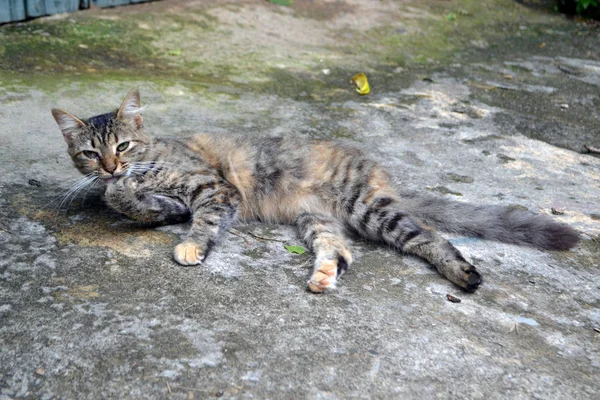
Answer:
top-left (51, 89), bottom-right (579, 293)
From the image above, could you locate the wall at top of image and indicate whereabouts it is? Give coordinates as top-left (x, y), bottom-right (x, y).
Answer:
top-left (0, 0), bottom-right (153, 24)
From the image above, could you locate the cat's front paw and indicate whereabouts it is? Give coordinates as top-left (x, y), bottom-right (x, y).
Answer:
top-left (105, 176), bottom-right (136, 198)
top-left (173, 242), bottom-right (206, 266)
top-left (119, 176), bottom-right (139, 188)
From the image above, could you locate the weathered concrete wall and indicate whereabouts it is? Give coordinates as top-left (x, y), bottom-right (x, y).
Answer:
top-left (0, 1), bottom-right (599, 398)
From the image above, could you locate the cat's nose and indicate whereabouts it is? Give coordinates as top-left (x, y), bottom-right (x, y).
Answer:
top-left (103, 161), bottom-right (117, 174)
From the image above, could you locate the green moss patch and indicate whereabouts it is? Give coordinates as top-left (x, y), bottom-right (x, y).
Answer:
top-left (0, 18), bottom-right (158, 74)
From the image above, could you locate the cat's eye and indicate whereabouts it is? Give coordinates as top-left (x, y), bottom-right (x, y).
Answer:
top-left (116, 141), bottom-right (130, 152)
top-left (83, 150), bottom-right (99, 159)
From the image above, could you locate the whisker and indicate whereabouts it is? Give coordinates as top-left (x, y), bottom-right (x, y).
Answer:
top-left (56, 179), bottom-right (92, 211)
top-left (55, 175), bottom-right (98, 214)
top-left (42, 172), bottom-right (99, 199)
top-left (81, 177), bottom-right (101, 208)
top-left (65, 176), bottom-right (98, 212)
top-left (41, 174), bottom-right (98, 211)
top-left (124, 160), bottom-right (177, 177)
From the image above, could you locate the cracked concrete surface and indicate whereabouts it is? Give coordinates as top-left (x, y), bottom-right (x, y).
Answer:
top-left (0, 1), bottom-right (599, 399)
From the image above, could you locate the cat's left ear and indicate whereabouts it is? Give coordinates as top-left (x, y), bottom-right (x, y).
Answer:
top-left (117, 88), bottom-right (144, 129)
top-left (51, 108), bottom-right (86, 144)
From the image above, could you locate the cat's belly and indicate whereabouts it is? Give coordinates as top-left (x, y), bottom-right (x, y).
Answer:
top-left (239, 192), bottom-right (328, 223)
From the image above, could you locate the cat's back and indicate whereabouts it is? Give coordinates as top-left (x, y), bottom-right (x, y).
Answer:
top-left (185, 133), bottom-right (322, 171)
top-left (184, 133), bottom-right (369, 188)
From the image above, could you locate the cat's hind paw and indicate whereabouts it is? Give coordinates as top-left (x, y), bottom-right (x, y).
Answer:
top-left (462, 269), bottom-right (482, 292)
top-left (173, 242), bottom-right (205, 266)
top-left (448, 261), bottom-right (482, 292)
top-left (307, 260), bottom-right (338, 293)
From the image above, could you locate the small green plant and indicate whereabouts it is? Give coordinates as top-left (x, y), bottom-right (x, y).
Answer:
top-left (284, 245), bottom-right (306, 255)
top-left (268, 0), bottom-right (293, 6)
top-left (557, 0), bottom-right (600, 18)
top-left (577, 0), bottom-right (599, 13)
top-left (445, 12), bottom-right (457, 21)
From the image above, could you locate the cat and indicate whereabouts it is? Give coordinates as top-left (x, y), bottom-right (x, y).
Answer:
top-left (51, 89), bottom-right (580, 293)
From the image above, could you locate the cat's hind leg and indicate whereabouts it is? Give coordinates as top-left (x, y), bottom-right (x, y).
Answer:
top-left (295, 212), bottom-right (353, 293)
top-left (401, 230), bottom-right (482, 291)
top-left (334, 160), bottom-right (482, 291)
top-left (348, 194), bottom-right (482, 291)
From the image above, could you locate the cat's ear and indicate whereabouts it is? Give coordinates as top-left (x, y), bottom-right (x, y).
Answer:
top-left (117, 88), bottom-right (144, 129)
top-left (51, 108), bottom-right (86, 144)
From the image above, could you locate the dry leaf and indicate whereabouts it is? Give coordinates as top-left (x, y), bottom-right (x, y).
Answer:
top-left (350, 72), bottom-right (371, 95)
top-left (446, 294), bottom-right (461, 303)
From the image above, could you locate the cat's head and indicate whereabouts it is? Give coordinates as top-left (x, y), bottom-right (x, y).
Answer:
top-left (51, 89), bottom-right (151, 182)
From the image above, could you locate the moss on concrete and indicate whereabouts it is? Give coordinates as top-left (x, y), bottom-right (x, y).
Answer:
top-left (0, 0), bottom-right (576, 105)
top-left (0, 17), bottom-right (157, 74)
top-left (341, 0), bottom-right (569, 69)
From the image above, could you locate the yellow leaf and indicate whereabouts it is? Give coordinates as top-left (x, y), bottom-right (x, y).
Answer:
top-left (350, 72), bottom-right (370, 95)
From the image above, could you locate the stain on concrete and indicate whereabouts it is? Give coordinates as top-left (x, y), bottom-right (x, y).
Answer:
top-left (444, 173), bottom-right (474, 183)
top-left (428, 186), bottom-right (463, 196)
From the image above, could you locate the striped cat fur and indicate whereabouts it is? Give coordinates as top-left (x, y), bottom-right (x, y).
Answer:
top-left (51, 89), bottom-right (580, 293)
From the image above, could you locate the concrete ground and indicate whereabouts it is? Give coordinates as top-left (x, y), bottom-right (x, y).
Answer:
top-left (1, 0), bottom-right (599, 398)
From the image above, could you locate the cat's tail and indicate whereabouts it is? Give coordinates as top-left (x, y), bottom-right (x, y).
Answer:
top-left (396, 191), bottom-right (580, 250)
